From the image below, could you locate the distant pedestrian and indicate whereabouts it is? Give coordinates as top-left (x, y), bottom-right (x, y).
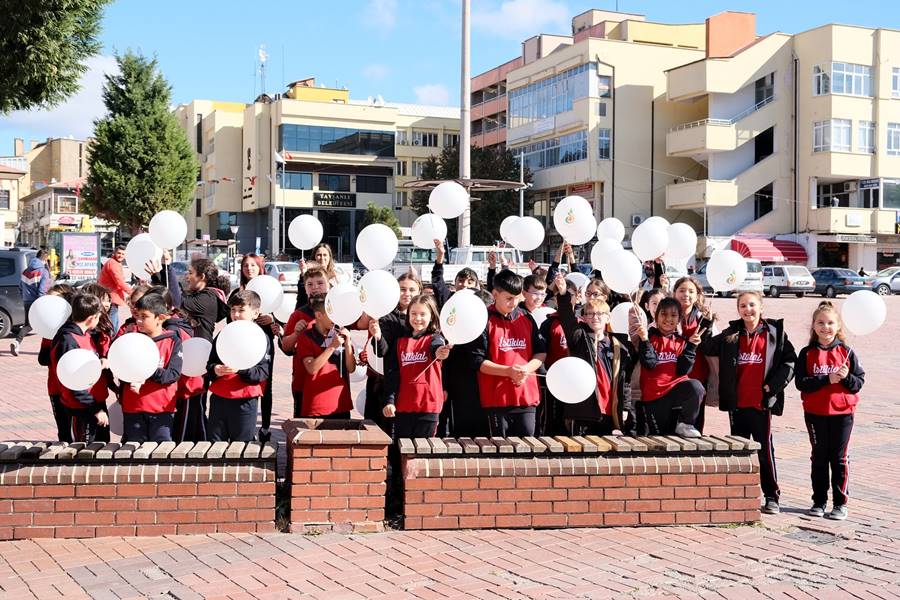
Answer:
top-left (11, 249), bottom-right (51, 356)
top-left (97, 245), bottom-right (132, 335)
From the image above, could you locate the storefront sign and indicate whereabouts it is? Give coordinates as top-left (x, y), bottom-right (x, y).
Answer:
top-left (314, 192), bottom-right (356, 208)
top-left (61, 233), bottom-right (100, 280)
top-left (836, 234), bottom-right (876, 244)
top-left (569, 182), bottom-right (594, 197)
top-left (57, 216), bottom-right (77, 226)
top-left (859, 178), bottom-right (880, 190)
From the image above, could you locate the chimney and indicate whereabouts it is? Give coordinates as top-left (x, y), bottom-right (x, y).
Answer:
top-left (14, 138), bottom-right (24, 156)
top-left (706, 12), bottom-right (756, 58)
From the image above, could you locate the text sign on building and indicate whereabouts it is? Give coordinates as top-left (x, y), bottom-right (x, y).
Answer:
top-left (313, 192), bottom-right (356, 209)
top-left (836, 234), bottom-right (876, 244)
top-left (569, 182), bottom-right (594, 198)
top-left (858, 178), bottom-right (880, 190)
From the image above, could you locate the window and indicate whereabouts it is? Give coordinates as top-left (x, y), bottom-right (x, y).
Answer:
top-left (831, 62), bottom-right (872, 97)
top-left (817, 182), bottom-right (851, 208)
top-left (888, 123), bottom-right (900, 156)
top-left (443, 133), bottom-right (459, 147)
top-left (356, 175), bottom-right (387, 194)
top-left (513, 130), bottom-right (588, 172)
top-left (280, 124), bottom-right (395, 157)
top-left (195, 113), bottom-right (203, 153)
top-left (813, 65), bottom-right (830, 96)
top-left (57, 195), bottom-right (77, 214)
top-left (813, 120), bottom-right (851, 152)
top-left (598, 103), bottom-right (607, 117)
top-left (508, 62), bottom-right (592, 128)
top-left (411, 161), bottom-right (427, 177)
top-left (754, 184), bottom-right (773, 220)
top-left (0, 258), bottom-right (14, 278)
top-left (396, 130), bottom-right (409, 145)
top-left (860, 187), bottom-right (879, 209)
top-left (195, 198), bottom-right (201, 217)
top-left (412, 131), bottom-right (438, 147)
top-left (395, 191), bottom-right (408, 208)
top-left (597, 74), bottom-right (612, 98)
top-left (894, 68), bottom-right (900, 98)
top-left (396, 160), bottom-right (407, 176)
top-left (279, 172), bottom-right (313, 190)
top-left (0, 189), bottom-right (9, 210)
top-left (319, 174), bottom-right (350, 192)
top-left (859, 121), bottom-right (875, 154)
top-left (598, 128), bottom-right (611, 160)
top-left (884, 179), bottom-right (900, 209)
top-left (755, 73), bottom-right (775, 104)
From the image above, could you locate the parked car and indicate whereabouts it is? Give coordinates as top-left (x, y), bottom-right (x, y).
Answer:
top-left (811, 268), bottom-right (875, 298)
top-left (264, 261), bottom-right (301, 292)
top-left (0, 247), bottom-right (39, 338)
top-left (891, 270), bottom-right (900, 294)
top-left (393, 246), bottom-right (531, 284)
top-left (694, 258), bottom-right (764, 296)
top-left (762, 264), bottom-right (815, 298)
top-left (870, 266), bottom-right (900, 295)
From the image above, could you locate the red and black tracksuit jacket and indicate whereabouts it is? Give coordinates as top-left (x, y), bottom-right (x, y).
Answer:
top-left (50, 322), bottom-right (108, 414)
top-left (208, 330), bottom-right (272, 399)
top-left (384, 331), bottom-right (446, 414)
top-left (638, 328), bottom-right (697, 402)
top-left (120, 331), bottom-right (183, 414)
top-left (795, 341), bottom-right (865, 415)
top-left (165, 316), bottom-right (206, 400)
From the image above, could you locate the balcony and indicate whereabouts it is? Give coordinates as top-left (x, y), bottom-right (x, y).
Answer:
top-left (666, 155), bottom-right (778, 210)
top-left (667, 96), bottom-right (777, 157)
top-left (808, 206), bottom-right (898, 235)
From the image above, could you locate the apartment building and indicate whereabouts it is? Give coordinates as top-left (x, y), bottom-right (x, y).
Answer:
top-left (0, 162), bottom-right (25, 247)
top-left (176, 79), bottom-right (458, 260)
top-left (471, 57), bottom-right (522, 149)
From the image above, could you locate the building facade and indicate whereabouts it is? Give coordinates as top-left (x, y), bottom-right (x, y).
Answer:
top-left (0, 162), bottom-right (25, 247)
top-left (471, 57), bottom-right (522, 150)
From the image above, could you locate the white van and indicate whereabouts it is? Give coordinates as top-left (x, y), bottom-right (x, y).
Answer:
top-left (695, 258), bottom-right (764, 296)
top-left (762, 264), bottom-right (815, 297)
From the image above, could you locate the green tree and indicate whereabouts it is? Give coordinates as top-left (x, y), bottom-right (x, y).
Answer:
top-left (363, 201), bottom-right (402, 238)
top-left (82, 52), bottom-right (199, 233)
top-left (0, 0), bottom-right (112, 113)
top-left (411, 145), bottom-right (532, 247)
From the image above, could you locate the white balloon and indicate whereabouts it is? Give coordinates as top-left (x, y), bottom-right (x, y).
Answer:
top-left (365, 337), bottom-right (383, 375)
top-left (350, 364), bottom-right (368, 383)
top-left (108, 332), bottom-right (160, 383)
top-left (411, 213), bottom-right (447, 249)
top-left (325, 283), bottom-right (363, 327)
top-left (590, 238), bottom-right (623, 272)
top-left (125, 233), bottom-right (162, 280)
top-left (531, 306), bottom-right (555, 328)
top-left (353, 388), bottom-right (367, 418)
top-left (57, 349), bottom-right (102, 391)
top-left (181, 337), bottom-right (213, 377)
top-left (566, 272), bottom-right (590, 291)
top-left (356, 224), bottom-right (398, 270)
top-left (28, 295), bottom-right (72, 339)
top-left (358, 270), bottom-right (401, 319)
top-left (507, 216), bottom-right (545, 251)
top-left (216, 320), bottom-right (268, 371)
top-left (643, 216), bottom-right (671, 230)
top-left (500, 216), bottom-right (519, 245)
top-left (603, 250), bottom-right (643, 294)
top-left (107, 398), bottom-right (123, 436)
top-left (333, 264), bottom-right (353, 284)
top-left (553, 195), bottom-right (596, 245)
top-left (610, 302), bottom-right (646, 335)
top-left (842, 290), bottom-right (886, 336)
top-left (273, 294), bottom-right (296, 324)
top-left (149, 210), bottom-right (188, 249)
top-left (597, 217), bottom-right (626, 243)
top-left (246, 275), bottom-right (285, 314)
top-left (631, 220), bottom-right (670, 262)
top-left (666, 223), bottom-right (698, 261)
top-left (707, 250), bottom-right (748, 292)
top-left (546, 357), bottom-right (596, 404)
top-left (440, 290), bottom-right (489, 345)
top-left (428, 181), bottom-right (469, 219)
top-left (288, 215), bottom-right (324, 250)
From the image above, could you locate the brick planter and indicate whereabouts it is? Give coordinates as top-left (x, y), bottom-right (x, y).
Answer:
top-left (0, 440), bottom-right (277, 540)
top-left (283, 419), bottom-right (391, 534)
top-left (399, 435), bottom-right (761, 530)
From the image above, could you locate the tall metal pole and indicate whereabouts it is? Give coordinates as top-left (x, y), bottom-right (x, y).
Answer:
top-left (281, 159), bottom-right (286, 256)
top-left (458, 0), bottom-right (472, 247)
top-left (518, 153), bottom-right (524, 217)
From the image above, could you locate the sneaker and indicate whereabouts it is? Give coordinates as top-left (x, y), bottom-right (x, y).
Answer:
top-left (674, 422), bottom-right (701, 438)
top-left (761, 500), bottom-right (780, 514)
top-left (257, 428), bottom-right (271, 444)
top-left (826, 505), bottom-right (848, 520)
top-left (9, 341), bottom-right (19, 356)
top-left (807, 504), bottom-right (826, 517)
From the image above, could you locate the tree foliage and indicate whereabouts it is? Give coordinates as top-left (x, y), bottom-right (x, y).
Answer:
top-left (364, 201), bottom-right (402, 238)
top-left (411, 145), bottom-right (532, 247)
top-left (0, 0), bottom-right (111, 113)
top-left (82, 52), bottom-right (198, 233)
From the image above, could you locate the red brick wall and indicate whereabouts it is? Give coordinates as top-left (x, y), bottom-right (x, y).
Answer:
top-left (402, 454), bottom-right (760, 530)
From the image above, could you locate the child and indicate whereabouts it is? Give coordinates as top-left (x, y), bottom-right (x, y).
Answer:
top-left (38, 283), bottom-right (75, 442)
top-left (296, 298), bottom-right (356, 418)
top-left (795, 301), bottom-right (865, 521)
top-left (639, 288), bottom-right (667, 327)
top-left (50, 293), bottom-right (110, 443)
top-left (382, 294), bottom-right (452, 437)
top-left (82, 283), bottom-right (115, 359)
top-left (672, 276), bottom-right (715, 431)
top-left (207, 291), bottom-right (272, 442)
top-left (116, 283), bottom-right (154, 336)
top-left (552, 275), bottom-right (636, 436)
top-left (634, 297), bottom-right (704, 438)
top-left (472, 269), bottom-right (547, 437)
top-left (120, 293), bottom-right (183, 443)
top-left (700, 291), bottom-right (796, 514)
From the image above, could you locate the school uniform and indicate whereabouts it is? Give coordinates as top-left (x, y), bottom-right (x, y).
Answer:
top-left (471, 305), bottom-right (546, 437)
top-left (701, 319), bottom-right (796, 503)
top-left (384, 331), bottom-right (446, 438)
top-left (39, 337), bottom-right (71, 443)
top-left (283, 305), bottom-right (316, 418)
top-left (637, 327), bottom-right (704, 435)
top-left (296, 326), bottom-right (353, 418)
top-left (681, 308), bottom-right (713, 432)
top-left (556, 292), bottom-right (636, 436)
top-left (539, 312), bottom-right (569, 435)
top-left (120, 331), bottom-right (183, 443)
top-left (51, 322), bottom-right (110, 443)
top-left (165, 316), bottom-right (207, 442)
top-left (795, 341), bottom-right (865, 508)
top-left (371, 309), bottom-right (408, 432)
top-left (207, 327), bottom-right (271, 442)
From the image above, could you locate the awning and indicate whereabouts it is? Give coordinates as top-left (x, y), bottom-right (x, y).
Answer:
top-left (731, 238), bottom-right (808, 263)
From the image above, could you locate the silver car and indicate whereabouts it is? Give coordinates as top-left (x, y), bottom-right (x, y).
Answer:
top-left (870, 266), bottom-right (900, 296)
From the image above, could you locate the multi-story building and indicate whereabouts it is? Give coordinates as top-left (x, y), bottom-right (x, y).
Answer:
top-left (0, 161), bottom-right (25, 247)
top-left (175, 78), bottom-right (459, 260)
top-left (471, 57), bottom-right (522, 150)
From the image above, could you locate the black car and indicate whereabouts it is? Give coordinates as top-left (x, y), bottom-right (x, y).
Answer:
top-left (0, 247), bottom-right (39, 338)
top-left (811, 268), bottom-right (874, 298)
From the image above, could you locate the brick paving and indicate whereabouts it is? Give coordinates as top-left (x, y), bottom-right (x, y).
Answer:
top-left (1, 296), bottom-right (899, 599)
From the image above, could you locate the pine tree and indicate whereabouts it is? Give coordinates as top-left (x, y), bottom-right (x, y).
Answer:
top-left (0, 0), bottom-right (112, 113)
top-left (82, 52), bottom-right (198, 233)
top-left (363, 202), bottom-right (402, 238)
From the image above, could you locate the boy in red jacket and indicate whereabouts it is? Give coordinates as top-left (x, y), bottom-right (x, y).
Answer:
top-left (121, 293), bottom-right (184, 443)
top-left (297, 298), bottom-right (356, 418)
top-left (51, 293), bottom-right (110, 443)
top-left (207, 291), bottom-right (272, 442)
top-left (472, 269), bottom-right (547, 437)
top-left (281, 266), bottom-right (329, 418)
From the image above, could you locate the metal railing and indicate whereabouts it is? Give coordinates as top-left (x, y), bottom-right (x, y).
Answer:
top-left (669, 95), bottom-right (775, 132)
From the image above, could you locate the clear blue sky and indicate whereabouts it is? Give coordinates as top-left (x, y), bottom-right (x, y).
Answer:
top-left (1, 0), bottom-right (898, 151)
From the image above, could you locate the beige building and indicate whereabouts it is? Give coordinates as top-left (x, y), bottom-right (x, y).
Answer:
top-left (175, 79), bottom-right (459, 261)
top-left (0, 161), bottom-right (26, 247)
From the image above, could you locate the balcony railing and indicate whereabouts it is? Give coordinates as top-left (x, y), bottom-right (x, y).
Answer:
top-left (669, 95), bottom-right (775, 132)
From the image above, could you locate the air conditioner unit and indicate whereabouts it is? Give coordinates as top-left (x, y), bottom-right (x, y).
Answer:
top-left (413, 140), bottom-right (420, 145)
top-left (630, 214), bottom-right (644, 227)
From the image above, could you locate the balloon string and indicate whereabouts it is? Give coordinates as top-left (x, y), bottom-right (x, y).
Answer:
top-left (412, 357), bottom-right (439, 382)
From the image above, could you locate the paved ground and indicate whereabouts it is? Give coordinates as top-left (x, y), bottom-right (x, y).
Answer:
top-left (1, 295), bottom-right (899, 599)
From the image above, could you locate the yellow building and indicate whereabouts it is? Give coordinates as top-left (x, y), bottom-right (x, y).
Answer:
top-left (175, 78), bottom-right (458, 260)
top-left (0, 162), bottom-right (25, 247)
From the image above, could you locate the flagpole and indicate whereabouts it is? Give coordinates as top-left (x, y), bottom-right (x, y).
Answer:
top-left (281, 158), bottom-right (286, 257)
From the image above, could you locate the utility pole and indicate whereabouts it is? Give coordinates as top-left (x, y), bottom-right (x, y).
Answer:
top-left (519, 153), bottom-right (525, 217)
top-left (458, 0), bottom-right (472, 247)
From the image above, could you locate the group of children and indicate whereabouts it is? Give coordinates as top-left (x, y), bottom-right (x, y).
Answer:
top-left (35, 240), bottom-right (866, 520)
